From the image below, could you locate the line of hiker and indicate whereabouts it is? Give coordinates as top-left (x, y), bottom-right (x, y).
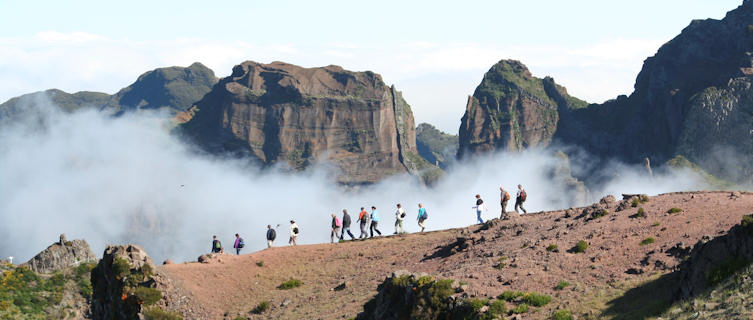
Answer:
top-left (475, 184), bottom-right (528, 224)
top-left (209, 185), bottom-right (526, 254)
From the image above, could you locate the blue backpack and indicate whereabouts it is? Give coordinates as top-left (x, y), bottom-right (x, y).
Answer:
top-left (238, 238), bottom-right (245, 248)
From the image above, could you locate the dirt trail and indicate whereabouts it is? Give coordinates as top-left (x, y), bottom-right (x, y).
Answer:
top-left (159, 191), bottom-right (753, 319)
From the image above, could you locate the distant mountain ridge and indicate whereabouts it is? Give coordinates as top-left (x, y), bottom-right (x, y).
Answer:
top-left (0, 62), bottom-right (217, 118)
top-left (458, 0), bottom-right (753, 184)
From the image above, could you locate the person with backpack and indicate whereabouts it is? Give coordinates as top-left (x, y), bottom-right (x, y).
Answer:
top-left (340, 209), bottom-right (355, 240)
top-left (369, 206), bottom-right (382, 237)
top-left (474, 194), bottom-right (488, 224)
top-left (515, 184), bottom-right (528, 214)
top-left (289, 220), bottom-right (299, 246)
top-left (331, 213), bottom-right (342, 243)
top-left (233, 233), bottom-right (245, 255)
top-left (211, 235), bottom-right (222, 254)
top-left (417, 203), bottom-right (427, 232)
top-left (358, 207), bottom-right (369, 239)
top-left (500, 186), bottom-right (511, 219)
top-left (394, 203), bottom-right (406, 234)
top-left (266, 225), bottom-right (276, 248)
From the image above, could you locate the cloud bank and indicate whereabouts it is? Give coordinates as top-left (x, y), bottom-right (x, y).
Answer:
top-left (0, 97), bottom-right (712, 263)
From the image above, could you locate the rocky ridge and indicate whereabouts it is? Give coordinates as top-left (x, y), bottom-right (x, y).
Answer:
top-left (23, 234), bottom-right (97, 274)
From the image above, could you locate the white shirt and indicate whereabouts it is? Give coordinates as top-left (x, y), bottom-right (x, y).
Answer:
top-left (290, 223), bottom-right (299, 236)
top-left (396, 208), bottom-right (406, 221)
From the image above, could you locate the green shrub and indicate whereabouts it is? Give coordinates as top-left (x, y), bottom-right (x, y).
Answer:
top-left (636, 207), bottom-right (646, 218)
top-left (488, 300), bottom-right (507, 315)
top-left (591, 209), bottom-right (609, 219)
top-left (555, 280), bottom-right (570, 290)
top-left (639, 194), bottom-right (650, 203)
top-left (278, 278), bottom-right (302, 290)
top-left (706, 258), bottom-right (751, 286)
top-left (742, 214), bottom-right (753, 236)
top-left (652, 221), bottom-right (661, 227)
top-left (112, 257), bottom-right (132, 278)
top-left (546, 244), bottom-right (558, 252)
top-left (133, 287), bottom-right (162, 306)
top-left (511, 303), bottom-right (530, 314)
top-left (573, 240), bottom-right (588, 253)
top-left (252, 301), bottom-right (270, 314)
top-left (667, 208), bottom-right (682, 214)
top-left (493, 256), bottom-right (507, 269)
top-left (256, 261), bottom-right (264, 267)
top-left (498, 290), bottom-right (523, 301)
top-left (464, 298), bottom-right (488, 313)
top-left (640, 237), bottom-right (655, 246)
top-left (143, 306), bottom-right (183, 320)
top-left (551, 309), bottom-right (574, 320)
top-left (523, 292), bottom-right (551, 307)
top-left (631, 198), bottom-right (640, 207)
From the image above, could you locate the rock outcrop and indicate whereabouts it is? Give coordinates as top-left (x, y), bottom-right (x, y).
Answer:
top-left (91, 245), bottom-right (160, 320)
top-left (181, 61), bottom-right (433, 184)
top-left (458, 2), bottom-right (753, 184)
top-left (457, 60), bottom-right (587, 158)
top-left (23, 234), bottom-right (97, 274)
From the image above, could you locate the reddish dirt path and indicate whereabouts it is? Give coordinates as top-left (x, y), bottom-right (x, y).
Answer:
top-left (159, 191), bottom-right (753, 319)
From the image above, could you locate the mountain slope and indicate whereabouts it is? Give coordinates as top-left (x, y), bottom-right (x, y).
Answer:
top-left (416, 123), bottom-right (458, 169)
top-left (154, 191), bottom-right (752, 319)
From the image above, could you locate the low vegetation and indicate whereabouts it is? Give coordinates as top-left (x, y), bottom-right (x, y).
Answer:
top-left (511, 303), bottom-right (530, 314)
top-left (742, 213), bottom-right (753, 236)
top-left (546, 244), bottom-right (558, 252)
top-left (0, 265), bottom-right (65, 317)
top-left (256, 261), bottom-right (264, 267)
top-left (555, 280), bottom-right (570, 290)
top-left (278, 278), bottom-right (302, 290)
top-left (640, 237), bottom-right (655, 246)
top-left (252, 301), bottom-right (269, 314)
top-left (493, 256), bottom-right (507, 269)
top-left (498, 290), bottom-right (524, 301)
top-left (573, 240), bottom-right (588, 253)
top-left (591, 209), bottom-right (609, 219)
top-left (134, 287), bottom-right (162, 306)
top-left (551, 309), bottom-right (574, 320)
top-left (706, 258), bottom-right (751, 286)
top-left (523, 292), bottom-right (552, 307)
top-left (143, 306), bottom-right (183, 320)
top-left (652, 221), bottom-right (661, 227)
top-left (667, 208), bottom-right (682, 214)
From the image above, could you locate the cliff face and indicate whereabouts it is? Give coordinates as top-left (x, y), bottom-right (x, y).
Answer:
top-left (23, 234), bottom-right (97, 274)
top-left (416, 123), bottom-right (458, 169)
top-left (459, 1), bottom-right (753, 183)
top-left (457, 60), bottom-right (587, 159)
top-left (182, 61), bottom-right (431, 184)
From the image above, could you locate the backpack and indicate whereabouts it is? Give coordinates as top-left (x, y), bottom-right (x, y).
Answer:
top-left (421, 210), bottom-right (428, 220)
top-left (400, 212), bottom-right (406, 219)
top-left (215, 241), bottom-right (222, 249)
top-left (293, 227), bottom-right (299, 235)
top-left (238, 238), bottom-right (245, 248)
top-left (335, 217), bottom-right (342, 227)
top-left (503, 192), bottom-right (510, 201)
top-left (268, 229), bottom-right (276, 240)
top-left (520, 189), bottom-right (527, 201)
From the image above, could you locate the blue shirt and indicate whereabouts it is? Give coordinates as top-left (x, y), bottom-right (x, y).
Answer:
top-left (418, 207), bottom-right (426, 220)
top-left (370, 210), bottom-right (380, 222)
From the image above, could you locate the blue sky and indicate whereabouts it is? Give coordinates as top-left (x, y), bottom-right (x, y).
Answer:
top-left (0, 0), bottom-right (742, 132)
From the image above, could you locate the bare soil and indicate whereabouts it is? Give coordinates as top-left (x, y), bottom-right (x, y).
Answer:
top-left (159, 191), bottom-right (753, 319)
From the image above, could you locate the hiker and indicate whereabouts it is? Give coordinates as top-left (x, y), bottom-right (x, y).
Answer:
top-left (266, 225), bottom-right (276, 248)
top-left (515, 184), bottom-right (528, 214)
top-left (417, 203), bottom-right (427, 232)
top-left (500, 186), bottom-right (511, 219)
top-left (289, 220), bottom-right (299, 246)
top-left (211, 235), bottom-right (222, 254)
top-left (233, 233), bottom-right (244, 255)
top-left (474, 194), bottom-right (488, 224)
top-left (340, 209), bottom-right (355, 240)
top-left (331, 213), bottom-right (342, 243)
top-left (369, 206), bottom-right (382, 237)
top-left (358, 207), bottom-right (369, 239)
top-left (394, 203), bottom-right (406, 234)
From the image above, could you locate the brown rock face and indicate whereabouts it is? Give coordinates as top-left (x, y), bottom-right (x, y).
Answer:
top-left (182, 61), bottom-right (429, 184)
top-left (23, 235), bottom-right (97, 274)
top-left (457, 60), bottom-right (587, 158)
top-left (91, 245), bottom-right (159, 320)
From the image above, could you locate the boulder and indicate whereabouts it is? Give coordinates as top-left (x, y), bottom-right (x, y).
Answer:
top-left (90, 245), bottom-right (159, 320)
top-left (24, 234), bottom-right (97, 274)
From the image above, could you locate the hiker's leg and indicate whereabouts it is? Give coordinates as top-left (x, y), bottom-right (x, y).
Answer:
top-left (477, 211), bottom-right (484, 224)
top-left (514, 200), bottom-right (521, 213)
top-left (375, 222), bottom-right (381, 235)
top-left (347, 228), bottom-right (355, 239)
top-left (370, 223), bottom-right (374, 237)
top-left (521, 202), bottom-right (527, 214)
top-left (394, 220), bottom-right (399, 234)
top-left (236, 248), bottom-right (240, 255)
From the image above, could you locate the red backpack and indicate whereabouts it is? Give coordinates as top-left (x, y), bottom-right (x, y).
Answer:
top-left (520, 189), bottom-right (527, 201)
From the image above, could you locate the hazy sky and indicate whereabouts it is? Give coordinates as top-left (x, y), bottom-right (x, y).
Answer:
top-left (0, 0), bottom-right (742, 132)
